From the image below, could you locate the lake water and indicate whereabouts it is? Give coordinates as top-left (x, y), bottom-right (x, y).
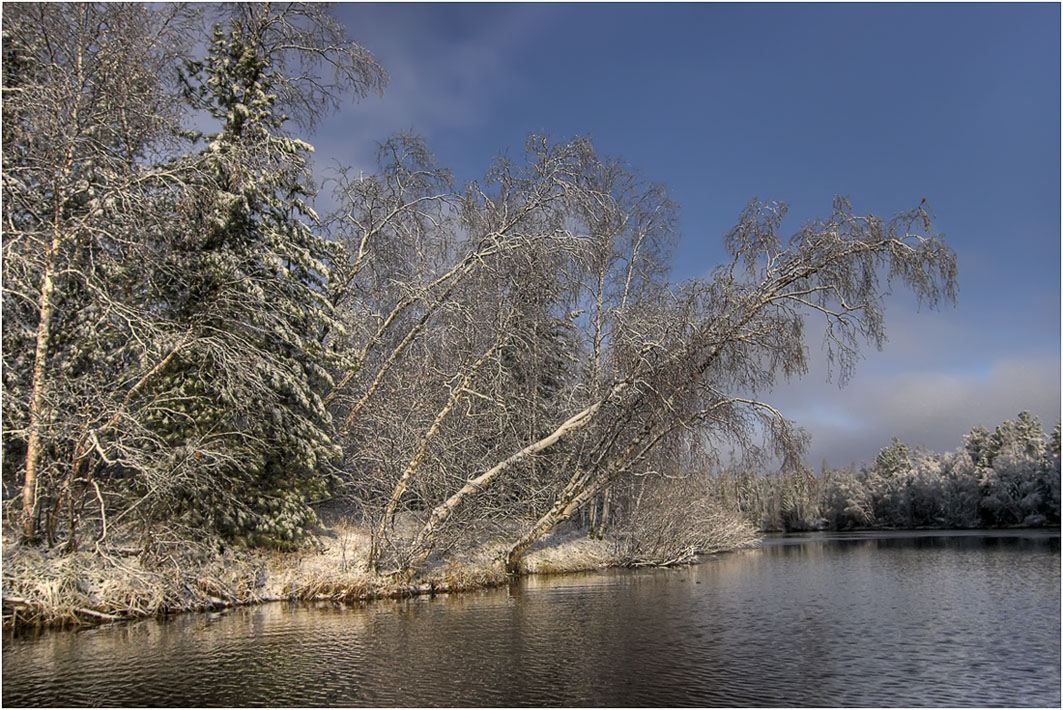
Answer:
top-left (3, 530), bottom-right (1059, 707)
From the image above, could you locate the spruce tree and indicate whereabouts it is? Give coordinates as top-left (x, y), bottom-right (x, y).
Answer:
top-left (153, 18), bottom-right (342, 546)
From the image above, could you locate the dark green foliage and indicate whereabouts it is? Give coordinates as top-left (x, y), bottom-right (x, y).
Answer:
top-left (137, 18), bottom-right (342, 545)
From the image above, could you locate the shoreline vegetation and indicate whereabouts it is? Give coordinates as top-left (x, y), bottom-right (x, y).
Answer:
top-left (5, 517), bottom-right (1057, 634)
top-left (5, 406), bottom-right (1057, 633)
top-left (724, 413), bottom-right (1060, 535)
top-left (2, 517), bottom-right (762, 633)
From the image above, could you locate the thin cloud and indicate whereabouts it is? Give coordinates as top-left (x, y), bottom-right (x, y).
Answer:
top-left (775, 352), bottom-right (1061, 468)
top-left (310, 4), bottom-right (550, 178)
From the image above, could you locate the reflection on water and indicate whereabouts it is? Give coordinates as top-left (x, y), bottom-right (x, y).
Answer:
top-left (4, 530), bottom-right (1059, 707)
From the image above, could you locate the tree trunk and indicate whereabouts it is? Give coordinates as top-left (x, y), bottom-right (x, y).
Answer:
top-left (399, 391), bottom-right (619, 579)
top-left (505, 416), bottom-right (671, 572)
top-left (22, 236), bottom-right (61, 542)
top-left (506, 470), bottom-right (608, 573)
top-left (368, 341), bottom-right (499, 570)
top-left (595, 487), bottom-right (612, 538)
top-left (588, 493), bottom-right (599, 535)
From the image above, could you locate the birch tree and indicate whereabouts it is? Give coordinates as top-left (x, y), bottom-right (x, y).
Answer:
top-left (2, 3), bottom-right (199, 542)
top-left (498, 197), bottom-right (957, 572)
top-left (385, 192), bottom-right (957, 578)
top-left (328, 136), bottom-right (600, 569)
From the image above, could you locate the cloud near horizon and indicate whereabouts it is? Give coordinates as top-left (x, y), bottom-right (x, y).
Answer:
top-left (773, 350), bottom-right (1061, 469)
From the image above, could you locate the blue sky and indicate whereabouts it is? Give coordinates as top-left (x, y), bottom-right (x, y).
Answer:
top-left (312, 2), bottom-right (1061, 467)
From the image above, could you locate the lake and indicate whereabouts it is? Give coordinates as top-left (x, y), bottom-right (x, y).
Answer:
top-left (3, 530), bottom-right (1059, 707)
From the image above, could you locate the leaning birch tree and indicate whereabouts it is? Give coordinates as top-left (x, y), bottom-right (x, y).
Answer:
top-left (391, 193), bottom-right (956, 578)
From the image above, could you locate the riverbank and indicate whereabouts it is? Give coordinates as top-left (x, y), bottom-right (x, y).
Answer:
top-left (2, 520), bottom-right (760, 632)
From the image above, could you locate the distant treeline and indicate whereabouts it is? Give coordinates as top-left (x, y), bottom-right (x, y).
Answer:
top-left (716, 412), bottom-right (1061, 532)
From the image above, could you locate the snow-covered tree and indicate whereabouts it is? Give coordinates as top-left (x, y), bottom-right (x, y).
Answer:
top-left (2, 3), bottom-right (199, 542)
top-left (140, 5), bottom-right (385, 545)
top-left (977, 412), bottom-right (1052, 526)
top-left (717, 412), bottom-right (1058, 533)
top-left (3, 3), bottom-right (385, 549)
top-left (1044, 423), bottom-right (1061, 522)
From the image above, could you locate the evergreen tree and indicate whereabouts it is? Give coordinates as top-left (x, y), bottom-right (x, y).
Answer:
top-left (964, 425), bottom-right (994, 469)
top-left (978, 412), bottom-right (1051, 526)
top-left (147, 15), bottom-right (347, 545)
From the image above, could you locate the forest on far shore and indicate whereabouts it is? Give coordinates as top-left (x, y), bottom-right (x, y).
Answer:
top-left (717, 411), bottom-right (1060, 533)
top-left (4, 3), bottom-right (978, 581)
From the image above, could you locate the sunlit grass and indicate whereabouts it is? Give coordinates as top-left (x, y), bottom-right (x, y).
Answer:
top-left (3, 518), bottom-right (752, 631)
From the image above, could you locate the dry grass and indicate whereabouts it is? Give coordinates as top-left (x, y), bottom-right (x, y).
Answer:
top-left (263, 519), bottom-right (374, 601)
top-left (520, 532), bottom-right (618, 574)
top-left (419, 543), bottom-right (510, 590)
top-left (3, 515), bottom-right (757, 631)
top-left (1, 535), bottom-right (272, 630)
top-left (613, 480), bottom-right (762, 566)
